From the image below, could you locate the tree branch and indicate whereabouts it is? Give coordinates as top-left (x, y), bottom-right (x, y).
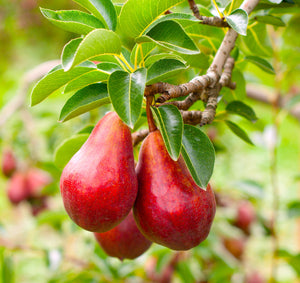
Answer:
top-left (188, 0), bottom-right (229, 27)
top-left (0, 60), bottom-right (60, 128)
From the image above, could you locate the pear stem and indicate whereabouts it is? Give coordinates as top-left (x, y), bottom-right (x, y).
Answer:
top-left (146, 96), bottom-right (157, 133)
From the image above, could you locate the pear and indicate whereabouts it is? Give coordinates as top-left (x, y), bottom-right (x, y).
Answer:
top-left (7, 172), bottom-right (29, 204)
top-left (234, 201), bottom-right (256, 234)
top-left (94, 210), bottom-right (152, 260)
top-left (1, 149), bottom-right (17, 178)
top-left (134, 130), bottom-right (216, 250)
top-left (60, 112), bottom-right (138, 232)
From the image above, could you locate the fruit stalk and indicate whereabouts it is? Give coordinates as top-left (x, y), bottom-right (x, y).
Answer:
top-left (146, 95), bottom-right (157, 133)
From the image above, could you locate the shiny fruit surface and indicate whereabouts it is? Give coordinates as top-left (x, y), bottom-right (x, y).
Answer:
top-left (134, 130), bottom-right (216, 250)
top-left (94, 211), bottom-right (152, 260)
top-left (60, 112), bottom-right (138, 232)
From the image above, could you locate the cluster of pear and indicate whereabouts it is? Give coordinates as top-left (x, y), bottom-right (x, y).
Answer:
top-left (1, 149), bottom-right (52, 215)
top-left (60, 112), bottom-right (216, 260)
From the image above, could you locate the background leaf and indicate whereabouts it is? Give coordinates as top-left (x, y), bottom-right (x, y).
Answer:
top-left (225, 120), bottom-right (254, 145)
top-left (30, 62), bottom-right (96, 106)
top-left (59, 83), bottom-right (110, 122)
top-left (54, 134), bottom-right (89, 168)
top-left (73, 0), bottom-right (117, 30)
top-left (226, 9), bottom-right (248, 36)
top-left (40, 8), bottom-right (105, 35)
top-left (147, 59), bottom-right (187, 84)
top-left (245, 55), bottom-right (276, 74)
top-left (108, 68), bottom-right (147, 128)
top-left (226, 100), bottom-right (258, 121)
top-left (118, 0), bottom-right (185, 48)
top-left (254, 15), bottom-right (285, 26)
top-left (181, 125), bottom-right (215, 189)
top-left (151, 105), bottom-right (183, 161)
top-left (63, 29), bottom-right (121, 71)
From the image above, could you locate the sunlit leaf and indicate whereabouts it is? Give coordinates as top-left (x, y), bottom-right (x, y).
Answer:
top-left (151, 105), bottom-right (183, 161)
top-left (181, 125), bottom-right (215, 189)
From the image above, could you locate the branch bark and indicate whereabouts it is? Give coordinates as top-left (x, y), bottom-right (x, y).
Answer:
top-left (0, 60), bottom-right (60, 128)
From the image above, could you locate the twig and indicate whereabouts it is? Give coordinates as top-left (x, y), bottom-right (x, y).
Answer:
top-left (0, 60), bottom-right (60, 128)
top-left (188, 0), bottom-right (229, 27)
top-left (132, 129), bottom-right (149, 146)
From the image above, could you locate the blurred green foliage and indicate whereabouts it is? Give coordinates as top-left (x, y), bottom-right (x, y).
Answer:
top-left (0, 0), bottom-right (299, 282)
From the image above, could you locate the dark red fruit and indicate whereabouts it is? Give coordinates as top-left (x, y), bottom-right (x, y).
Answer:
top-left (60, 112), bottom-right (138, 232)
top-left (7, 172), bottom-right (29, 204)
top-left (29, 196), bottom-right (48, 216)
top-left (1, 149), bottom-right (17, 177)
top-left (134, 130), bottom-right (216, 251)
top-left (94, 211), bottom-right (152, 260)
top-left (234, 201), bottom-right (256, 234)
top-left (223, 237), bottom-right (245, 260)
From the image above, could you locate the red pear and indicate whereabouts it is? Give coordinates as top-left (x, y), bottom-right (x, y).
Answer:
top-left (94, 211), bottom-right (152, 260)
top-left (245, 271), bottom-right (265, 283)
top-left (134, 130), bottom-right (216, 250)
top-left (26, 168), bottom-right (52, 197)
top-left (7, 172), bottom-right (29, 204)
top-left (234, 201), bottom-right (256, 234)
top-left (60, 112), bottom-right (138, 232)
top-left (1, 149), bottom-right (17, 178)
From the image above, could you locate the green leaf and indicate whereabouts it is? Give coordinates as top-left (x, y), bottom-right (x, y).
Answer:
top-left (225, 120), bottom-right (254, 145)
top-left (36, 211), bottom-right (69, 229)
top-left (40, 8), bottom-right (105, 35)
top-left (151, 105), bottom-right (183, 161)
top-left (64, 62), bottom-right (122, 93)
top-left (144, 53), bottom-right (185, 67)
top-left (226, 9), bottom-right (248, 36)
top-left (226, 100), bottom-right (258, 122)
top-left (118, 0), bottom-right (184, 47)
top-left (244, 55), bottom-right (276, 74)
top-left (180, 53), bottom-right (210, 69)
top-left (181, 125), bottom-right (215, 189)
top-left (77, 125), bottom-right (94, 134)
top-left (254, 15), bottom-right (285, 26)
top-left (30, 63), bottom-right (96, 106)
top-left (63, 29), bottom-right (122, 71)
top-left (54, 134), bottom-right (89, 168)
top-left (73, 0), bottom-right (117, 30)
top-left (240, 23), bottom-right (272, 57)
top-left (61, 38), bottom-right (83, 70)
top-left (183, 20), bottom-right (224, 41)
top-left (234, 179), bottom-right (264, 198)
top-left (60, 83), bottom-right (110, 122)
top-left (108, 68), bottom-right (147, 128)
top-left (287, 201), bottom-right (300, 218)
top-left (143, 12), bottom-right (198, 34)
top-left (147, 59), bottom-right (187, 84)
top-left (130, 42), bottom-right (157, 66)
top-left (137, 20), bottom-right (199, 55)
top-left (232, 69), bottom-right (246, 100)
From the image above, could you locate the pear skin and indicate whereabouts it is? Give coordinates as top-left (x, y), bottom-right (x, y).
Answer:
top-left (94, 211), bottom-right (152, 260)
top-left (60, 112), bottom-right (138, 232)
top-left (134, 130), bottom-right (216, 250)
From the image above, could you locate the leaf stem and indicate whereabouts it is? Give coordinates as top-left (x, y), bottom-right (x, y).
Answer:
top-left (146, 96), bottom-right (157, 132)
top-left (115, 56), bottom-right (129, 72)
top-left (212, 0), bottom-right (224, 19)
top-left (134, 44), bottom-right (140, 70)
top-left (120, 53), bottom-right (134, 72)
top-left (228, 0), bottom-right (236, 15)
